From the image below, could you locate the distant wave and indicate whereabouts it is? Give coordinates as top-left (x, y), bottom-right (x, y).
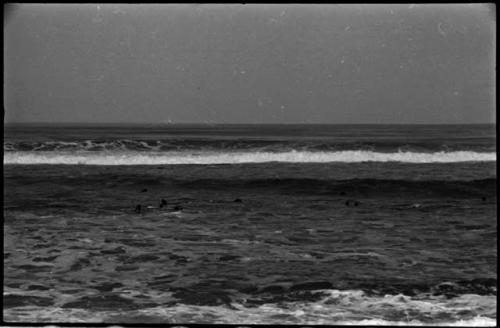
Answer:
top-left (3, 150), bottom-right (496, 165)
top-left (4, 139), bottom-right (162, 152)
top-left (3, 139), bottom-right (496, 153)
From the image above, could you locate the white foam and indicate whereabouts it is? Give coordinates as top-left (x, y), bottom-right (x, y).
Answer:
top-left (334, 317), bottom-right (497, 326)
top-left (2, 290), bottom-right (496, 325)
top-left (4, 305), bottom-right (495, 326)
top-left (3, 150), bottom-right (496, 165)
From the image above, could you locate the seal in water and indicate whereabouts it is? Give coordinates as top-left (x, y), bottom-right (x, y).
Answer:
top-left (173, 205), bottom-right (183, 211)
top-left (159, 199), bottom-right (168, 208)
top-left (345, 200), bottom-right (359, 207)
top-left (134, 204), bottom-right (142, 213)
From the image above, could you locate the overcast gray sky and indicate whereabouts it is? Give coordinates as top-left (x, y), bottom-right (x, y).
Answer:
top-left (4, 4), bottom-right (496, 124)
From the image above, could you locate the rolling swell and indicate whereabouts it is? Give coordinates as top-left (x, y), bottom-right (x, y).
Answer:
top-left (175, 178), bottom-right (496, 197)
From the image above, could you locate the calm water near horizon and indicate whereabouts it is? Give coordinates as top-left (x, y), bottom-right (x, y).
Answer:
top-left (3, 124), bottom-right (497, 324)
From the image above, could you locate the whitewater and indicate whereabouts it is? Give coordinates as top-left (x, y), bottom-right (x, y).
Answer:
top-left (3, 150), bottom-right (496, 165)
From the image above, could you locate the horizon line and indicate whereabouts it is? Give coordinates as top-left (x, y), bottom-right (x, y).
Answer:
top-left (3, 122), bottom-right (496, 126)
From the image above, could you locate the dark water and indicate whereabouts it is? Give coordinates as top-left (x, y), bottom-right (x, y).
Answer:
top-left (4, 123), bottom-right (496, 153)
top-left (3, 124), bottom-right (497, 324)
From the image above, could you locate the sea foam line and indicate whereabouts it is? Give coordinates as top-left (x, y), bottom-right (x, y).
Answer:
top-left (3, 150), bottom-right (496, 165)
top-left (2, 289), bottom-right (496, 325)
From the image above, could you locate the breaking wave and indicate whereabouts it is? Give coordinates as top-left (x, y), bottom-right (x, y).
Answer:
top-left (3, 290), bottom-right (496, 325)
top-left (3, 150), bottom-right (496, 165)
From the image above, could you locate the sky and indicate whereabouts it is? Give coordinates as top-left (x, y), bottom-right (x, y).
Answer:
top-left (3, 4), bottom-right (496, 124)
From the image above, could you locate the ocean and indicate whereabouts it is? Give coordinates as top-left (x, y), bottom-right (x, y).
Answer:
top-left (3, 123), bottom-right (497, 325)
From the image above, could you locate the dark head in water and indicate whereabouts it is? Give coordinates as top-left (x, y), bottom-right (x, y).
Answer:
top-left (160, 199), bottom-right (167, 208)
top-left (173, 205), bottom-right (183, 211)
top-left (134, 204), bottom-right (142, 213)
top-left (345, 200), bottom-right (360, 207)
top-left (141, 188), bottom-right (148, 193)
top-left (233, 198), bottom-right (243, 203)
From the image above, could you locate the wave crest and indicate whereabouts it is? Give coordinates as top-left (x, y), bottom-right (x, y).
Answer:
top-left (3, 150), bottom-right (496, 165)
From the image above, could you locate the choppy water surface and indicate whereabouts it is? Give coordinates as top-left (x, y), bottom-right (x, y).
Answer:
top-left (3, 124), bottom-right (497, 325)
